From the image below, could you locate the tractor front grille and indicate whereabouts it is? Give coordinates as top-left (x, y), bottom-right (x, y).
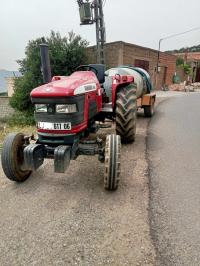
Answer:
top-left (32, 95), bottom-right (85, 126)
top-left (37, 132), bottom-right (78, 145)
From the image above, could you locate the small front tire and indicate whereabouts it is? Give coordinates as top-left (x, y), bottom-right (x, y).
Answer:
top-left (104, 134), bottom-right (121, 191)
top-left (1, 133), bottom-right (32, 182)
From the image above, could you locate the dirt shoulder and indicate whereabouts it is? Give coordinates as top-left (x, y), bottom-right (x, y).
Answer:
top-left (0, 114), bottom-right (155, 265)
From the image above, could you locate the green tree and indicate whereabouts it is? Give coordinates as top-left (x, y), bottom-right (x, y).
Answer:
top-left (183, 63), bottom-right (192, 75)
top-left (10, 31), bottom-right (89, 115)
top-left (176, 57), bottom-right (184, 66)
top-left (175, 57), bottom-right (192, 76)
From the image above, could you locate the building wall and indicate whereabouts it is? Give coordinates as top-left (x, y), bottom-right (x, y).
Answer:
top-left (6, 77), bottom-right (15, 97)
top-left (86, 41), bottom-right (177, 89)
top-left (174, 52), bottom-right (200, 62)
top-left (159, 52), bottom-right (176, 86)
top-left (123, 42), bottom-right (176, 89)
top-left (0, 97), bottom-right (14, 119)
top-left (123, 43), bottom-right (157, 87)
top-left (176, 66), bottom-right (187, 82)
top-left (174, 52), bottom-right (200, 82)
top-left (87, 42), bottom-right (124, 68)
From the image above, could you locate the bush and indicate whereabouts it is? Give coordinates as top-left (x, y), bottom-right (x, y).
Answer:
top-left (175, 57), bottom-right (192, 76)
top-left (183, 64), bottom-right (192, 75)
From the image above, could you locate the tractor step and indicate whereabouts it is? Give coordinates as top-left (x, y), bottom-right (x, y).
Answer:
top-left (99, 124), bottom-right (112, 128)
top-left (101, 102), bottom-right (113, 113)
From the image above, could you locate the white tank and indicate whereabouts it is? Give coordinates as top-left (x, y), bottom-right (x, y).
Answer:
top-left (105, 67), bottom-right (147, 98)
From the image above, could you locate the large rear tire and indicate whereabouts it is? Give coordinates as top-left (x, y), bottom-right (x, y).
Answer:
top-left (1, 133), bottom-right (32, 182)
top-left (116, 84), bottom-right (137, 143)
top-left (104, 134), bottom-right (121, 191)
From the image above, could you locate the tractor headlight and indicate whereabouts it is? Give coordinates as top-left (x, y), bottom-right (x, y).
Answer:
top-left (56, 104), bottom-right (77, 113)
top-left (35, 104), bottom-right (47, 113)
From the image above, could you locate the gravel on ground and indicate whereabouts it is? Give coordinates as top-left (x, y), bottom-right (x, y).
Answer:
top-left (0, 112), bottom-right (155, 266)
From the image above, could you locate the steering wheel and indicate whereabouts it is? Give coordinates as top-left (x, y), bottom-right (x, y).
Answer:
top-left (76, 65), bottom-right (98, 76)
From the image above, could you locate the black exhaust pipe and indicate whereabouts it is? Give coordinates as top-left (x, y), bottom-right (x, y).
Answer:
top-left (40, 44), bottom-right (52, 83)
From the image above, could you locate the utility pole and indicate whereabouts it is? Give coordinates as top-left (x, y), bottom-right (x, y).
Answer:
top-left (93, 0), bottom-right (106, 64)
top-left (77, 0), bottom-right (106, 64)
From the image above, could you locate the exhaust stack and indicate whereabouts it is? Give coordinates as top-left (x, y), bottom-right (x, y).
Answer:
top-left (40, 44), bottom-right (52, 83)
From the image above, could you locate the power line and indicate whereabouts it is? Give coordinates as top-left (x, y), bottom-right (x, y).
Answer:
top-left (160, 26), bottom-right (200, 42)
top-left (156, 26), bottom-right (200, 78)
top-left (157, 26), bottom-right (200, 64)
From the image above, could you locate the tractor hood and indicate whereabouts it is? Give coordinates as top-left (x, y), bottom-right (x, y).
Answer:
top-left (31, 71), bottom-right (98, 98)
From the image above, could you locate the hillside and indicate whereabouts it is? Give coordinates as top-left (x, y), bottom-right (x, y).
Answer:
top-left (0, 70), bottom-right (20, 93)
top-left (166, 44), bottom-right (200, 54)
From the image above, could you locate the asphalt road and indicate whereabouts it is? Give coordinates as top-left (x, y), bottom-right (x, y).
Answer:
top-left (148, 93), bottom-right (200, 265)
top-left (0, 116), bottom-right (155, 265)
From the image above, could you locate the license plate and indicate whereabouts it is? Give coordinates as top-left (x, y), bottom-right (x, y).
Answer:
top-left (37, 122), bottom-right (71, 130)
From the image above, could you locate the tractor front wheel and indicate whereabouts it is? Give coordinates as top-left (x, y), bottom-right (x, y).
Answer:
top-left (116, 84), bottom-right (137, 143)
top-left (104, 134), bottom-right (121, 191)
top-left (1, 133), bottom-right (32, 182)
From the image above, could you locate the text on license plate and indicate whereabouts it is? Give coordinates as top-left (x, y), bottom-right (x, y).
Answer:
top-left (37, 122), bottom-right (71, 130)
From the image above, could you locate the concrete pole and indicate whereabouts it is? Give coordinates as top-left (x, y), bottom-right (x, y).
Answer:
top-left (94, 0), bottom-right (105, 64)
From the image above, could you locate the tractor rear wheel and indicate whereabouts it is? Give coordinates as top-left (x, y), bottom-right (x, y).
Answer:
top-left (116, 84), bottom-right (137, 143)
top-left (104, 134), bottom-right (121, 191)
top-left (1, 133), bottom-right (32, 182)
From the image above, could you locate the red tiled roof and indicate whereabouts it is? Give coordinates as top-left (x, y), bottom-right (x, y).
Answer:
top-left (174, 52), bottom-right (200, 61)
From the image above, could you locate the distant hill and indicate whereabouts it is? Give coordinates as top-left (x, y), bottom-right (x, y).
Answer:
top-left (0, 92), bottom-right (8, 96)
top-left (0, 70), bottom-right (20, 93)
top-left (166, 44), bottom-right (200, 54)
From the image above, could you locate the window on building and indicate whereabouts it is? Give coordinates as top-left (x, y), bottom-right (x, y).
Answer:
top-left (135, 59), bottom-right (149, 72)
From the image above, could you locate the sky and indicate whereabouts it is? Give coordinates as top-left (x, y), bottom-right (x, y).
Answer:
top-left (0, 0), bottom-right (200, 70)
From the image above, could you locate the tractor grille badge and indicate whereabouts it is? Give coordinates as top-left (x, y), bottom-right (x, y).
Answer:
top-left (47, 105), bottom-right (54, 113)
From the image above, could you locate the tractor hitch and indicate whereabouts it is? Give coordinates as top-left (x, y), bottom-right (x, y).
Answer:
top-left (78, 137), bottom-right (105, 162)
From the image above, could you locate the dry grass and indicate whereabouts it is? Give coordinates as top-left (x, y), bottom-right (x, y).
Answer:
top-left (0, 125), bottom-right (36, 149)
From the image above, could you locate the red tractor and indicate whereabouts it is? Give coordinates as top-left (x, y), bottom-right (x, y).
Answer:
top-left (1, 50), bottom-right (155, 191)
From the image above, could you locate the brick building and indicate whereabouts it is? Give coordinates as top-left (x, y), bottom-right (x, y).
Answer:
top-left (174, 52), bottom-right (200, 82)
top-left (6, 77), bottom-right (15, 97)
top-left (87, 41), bottom-right (177, 89)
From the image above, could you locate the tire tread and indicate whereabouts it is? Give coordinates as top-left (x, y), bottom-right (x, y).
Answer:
top-left (116, 84), bottom-right (137, 143)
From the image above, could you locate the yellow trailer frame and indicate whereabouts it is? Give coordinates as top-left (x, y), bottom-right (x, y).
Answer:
top-left (137, 92), bottom-right (156, 117)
